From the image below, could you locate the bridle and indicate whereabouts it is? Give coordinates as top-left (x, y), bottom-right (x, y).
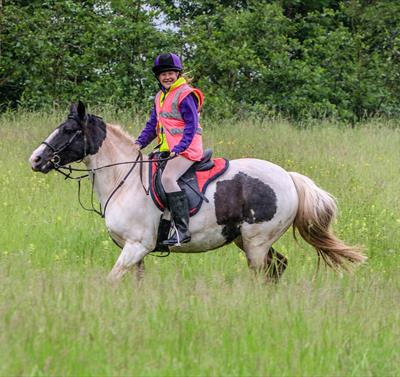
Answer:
top-left (42, 130), bottom-right (84, 168)
top-left (41, 115), bottom-right (88, 169)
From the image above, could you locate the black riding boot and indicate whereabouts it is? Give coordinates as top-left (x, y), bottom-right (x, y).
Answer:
top-left (162, 191), bottom-right (191, 246)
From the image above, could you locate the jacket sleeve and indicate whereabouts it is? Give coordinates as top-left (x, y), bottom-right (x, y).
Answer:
top-left (136, 107), bottom-right (157, 148)
top-left (171, 94), bottom-right (199, 154)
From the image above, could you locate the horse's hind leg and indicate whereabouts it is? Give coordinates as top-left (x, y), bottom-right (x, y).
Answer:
top-left (236, 226), bottom-right (288, 283)
top-left (248, 246), bottom-right (287, 283)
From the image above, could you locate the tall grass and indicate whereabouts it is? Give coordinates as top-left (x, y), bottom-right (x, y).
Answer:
top-left (0, 110), bottom-right (399, 376)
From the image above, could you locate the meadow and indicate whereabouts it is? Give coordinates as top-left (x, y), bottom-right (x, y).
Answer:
top-left (0, 110), bottom-right (399, 376)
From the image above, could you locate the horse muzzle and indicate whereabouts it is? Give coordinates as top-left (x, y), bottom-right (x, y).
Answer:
top-left (29, 153), bottom-right (54, 173)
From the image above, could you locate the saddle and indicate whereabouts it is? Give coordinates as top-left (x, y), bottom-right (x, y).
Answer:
top-left (149, 149), bottom-right (229, 216)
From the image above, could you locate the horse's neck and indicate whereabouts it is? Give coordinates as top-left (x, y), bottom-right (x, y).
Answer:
top-left (84, 124), bottom-right (143, 206)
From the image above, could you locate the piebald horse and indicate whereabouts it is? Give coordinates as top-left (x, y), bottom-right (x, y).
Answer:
top-left (29, 103), bottom-right (366, 283)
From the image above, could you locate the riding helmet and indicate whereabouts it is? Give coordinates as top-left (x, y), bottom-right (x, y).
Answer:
top-left (152, 53), bottom-right (183, 76)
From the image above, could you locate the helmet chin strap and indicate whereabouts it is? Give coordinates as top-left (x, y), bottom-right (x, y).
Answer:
top-left (158, 81), bottom-right (166, 91)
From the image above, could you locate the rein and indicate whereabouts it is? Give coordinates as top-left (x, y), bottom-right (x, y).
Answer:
top-left (54, 152), bottom-right (176, 218)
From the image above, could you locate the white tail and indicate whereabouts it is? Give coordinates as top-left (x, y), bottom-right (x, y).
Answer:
top-left (289, 172), bottom-right (366, 270)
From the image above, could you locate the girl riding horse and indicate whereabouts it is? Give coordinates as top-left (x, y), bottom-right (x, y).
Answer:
top-left (135, 53), bottom-right (204, 247)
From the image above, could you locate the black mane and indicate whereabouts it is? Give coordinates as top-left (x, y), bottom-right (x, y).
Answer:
top-left (82, 114), bottom-right (107, 156)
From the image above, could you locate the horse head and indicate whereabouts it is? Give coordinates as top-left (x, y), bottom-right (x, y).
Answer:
top-left (29, 101), bottom-right (106, 173)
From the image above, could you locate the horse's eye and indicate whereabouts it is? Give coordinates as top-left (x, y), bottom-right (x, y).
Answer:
top-left (64, 127), bottom-right (74, 134)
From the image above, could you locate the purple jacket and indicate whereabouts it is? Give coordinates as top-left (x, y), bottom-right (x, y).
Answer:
top-left (136, 93), bottom-right (199, 154)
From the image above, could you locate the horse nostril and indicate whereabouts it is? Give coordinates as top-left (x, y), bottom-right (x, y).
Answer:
top-left (34, 156), bottom-right (42, 164)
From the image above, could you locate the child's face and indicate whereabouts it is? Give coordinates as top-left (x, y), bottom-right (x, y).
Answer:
top-left (158, 71), bottom-right (179, 89)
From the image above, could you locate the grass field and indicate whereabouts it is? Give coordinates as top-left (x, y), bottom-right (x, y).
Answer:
top-left (0, 110), bottom-right (399, 376)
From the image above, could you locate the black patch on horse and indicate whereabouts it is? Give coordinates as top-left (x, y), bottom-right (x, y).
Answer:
top-left (221, 223), bottom-right (242, 243)
top-left (214, 172), bottom-right (277, 242)
top-left (54, 113), bottom-right (106, 165)
top-left (84, 115), bottom-right (107, 155)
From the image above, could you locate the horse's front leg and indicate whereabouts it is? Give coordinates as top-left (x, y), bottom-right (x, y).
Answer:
top-left (135, 258), bottom-right (145, 282)
top-left (107, 241), bottom-right (149, 284)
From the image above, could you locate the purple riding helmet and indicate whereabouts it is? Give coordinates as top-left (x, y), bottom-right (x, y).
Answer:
top-left (152, 53), bottom-right (183, 76)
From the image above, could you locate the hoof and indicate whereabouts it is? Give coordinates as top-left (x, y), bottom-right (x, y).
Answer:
top-left (265, 247), bottom-right (288, 282)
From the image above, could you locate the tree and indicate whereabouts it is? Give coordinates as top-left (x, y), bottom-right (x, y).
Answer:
top-left (0, 0), bottom-right (168, 110)
top-left (1, 0), bottom-right (400, 121)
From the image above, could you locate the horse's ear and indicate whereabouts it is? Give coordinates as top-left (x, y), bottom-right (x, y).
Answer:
top-left (77, 101), bottom-right (86, 119)
top-left (70, 103), bottom-right (77, 114)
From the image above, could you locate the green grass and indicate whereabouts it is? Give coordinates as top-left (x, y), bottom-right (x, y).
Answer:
top-left (0, 110), bottom-right (399, 376)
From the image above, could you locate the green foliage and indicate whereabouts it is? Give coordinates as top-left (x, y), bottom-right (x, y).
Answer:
top-left (347, 1), bottom-right (400, 118)
top-left (0, 0), bottom-right (167, 111)
top-left (1, 0), bottom-right (400, 121)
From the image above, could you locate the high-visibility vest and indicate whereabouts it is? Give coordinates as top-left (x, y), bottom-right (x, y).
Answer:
top-left (155, 79), bottom-right (204, 161)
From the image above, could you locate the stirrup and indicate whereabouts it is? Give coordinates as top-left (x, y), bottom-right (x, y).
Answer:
top-left (162, 222), bottom-right (191, 246)
top-left (162, 233), bottom-right (191, 247)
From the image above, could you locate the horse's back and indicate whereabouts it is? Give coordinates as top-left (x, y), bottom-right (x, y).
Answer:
top-left (228, 158), bottom-right (293, 183)
top-left (213, 157), bottom-right (299, 217)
